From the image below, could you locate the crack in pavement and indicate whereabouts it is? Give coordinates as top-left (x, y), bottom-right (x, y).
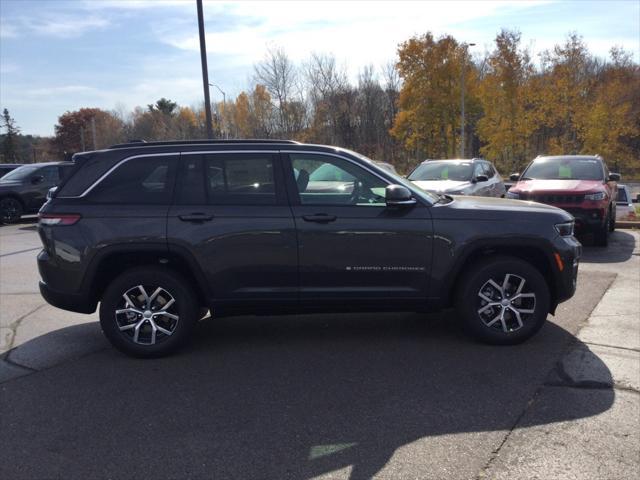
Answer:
top-left (1, 303), bottom-right (47, 357)
top-left (0, 247), bottom-right (41, 258)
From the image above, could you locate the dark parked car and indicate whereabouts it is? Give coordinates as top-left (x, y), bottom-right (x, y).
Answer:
top-left (408, 158), bottom-right (506, 197)
top-left (507, 155), bottom-right (619, 246)
top-left (0, 163), bottom-right (22, 178)
top-left (38, 140), bottom-right (580, 357)
top-left (0, 162), bottom-right (75, 224)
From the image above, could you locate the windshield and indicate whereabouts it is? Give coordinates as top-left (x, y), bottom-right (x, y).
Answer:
top-left (338, 148), bottom-right (440, 204)
top-left (522, 157), bottom-right (604, 181)
top-left (0, 165), bottom-right (38, 182)
top-left (408, 161), bottom-right (473, 182)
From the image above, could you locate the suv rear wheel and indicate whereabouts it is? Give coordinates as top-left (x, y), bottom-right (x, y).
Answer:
top-left (0, 197), bottom-right (23, 224)
top-left (455, 256), bottom-right (550, 345)
top-left (99, 266), bottom-right (198, 357)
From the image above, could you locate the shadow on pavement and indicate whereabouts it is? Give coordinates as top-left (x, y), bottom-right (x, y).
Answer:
top-left (0, 312), bottom-right (614, 480)
top-left (579, 230), bottom-right (636, 263)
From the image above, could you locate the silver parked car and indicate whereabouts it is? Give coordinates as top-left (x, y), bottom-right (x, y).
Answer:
top-left (407, 158), bottom-right (506, 197)
top-left (616, 184), bottom-right (637, 221)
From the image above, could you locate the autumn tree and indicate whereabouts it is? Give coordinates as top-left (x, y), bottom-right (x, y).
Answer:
top-left (54, 108), bottom-right (126, 154)
top-left (391, 32), bottom-right (480, 160)
top-left (477, 30), bottom-right (535, 173)
top-left (1, 108), bottom-right (20, 162)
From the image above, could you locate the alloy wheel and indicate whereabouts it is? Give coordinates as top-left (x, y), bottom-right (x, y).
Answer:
top-left (115, 285), bottom-right (180, 345)
top-left (476, 273), bottom-right (536, 333)
top-left (0, 198), bottom-right (21, 223)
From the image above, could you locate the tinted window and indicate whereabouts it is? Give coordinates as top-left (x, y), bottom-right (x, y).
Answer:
top-left (204, 154), bottom-right (276, 205)
top-left (0, 165), bottom-right (39, 182)
top-left (291, 154), bottom-right (387, 206)
top-left (40, 166), bottom-right (60, 184)
top-left (175, 156), bottom-right (206, 205)
top-left (88, 155), bottom-right (176, 204)
top-left (522, 157), bottom-right (604, 181)
top-left (617, 187), bottom-right (628, 203)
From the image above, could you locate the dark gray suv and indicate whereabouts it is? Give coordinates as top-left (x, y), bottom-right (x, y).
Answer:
top-left (37, 140), bottom-right (581, 357)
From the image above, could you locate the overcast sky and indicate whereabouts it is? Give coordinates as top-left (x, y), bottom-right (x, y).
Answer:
top-left (1, 0), bottom-right (638, 136)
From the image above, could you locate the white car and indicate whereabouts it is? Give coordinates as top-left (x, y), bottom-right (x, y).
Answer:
top-left (616, 184), bottom-right (637, 221)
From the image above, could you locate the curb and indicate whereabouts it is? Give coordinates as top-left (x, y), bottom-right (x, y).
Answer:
top-left (617, 221), bottom-right (640, 229)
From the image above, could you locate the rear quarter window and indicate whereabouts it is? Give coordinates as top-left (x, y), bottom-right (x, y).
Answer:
top-left (87, 155), bottom-right (177, 204)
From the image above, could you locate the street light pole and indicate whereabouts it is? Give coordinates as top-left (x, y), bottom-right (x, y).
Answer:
top-left (197, 0), bottom-right (213, 139)
top-left (460, 42), bottom-right (475, 158)
top-left (209, 83), bottom-right (226, 139)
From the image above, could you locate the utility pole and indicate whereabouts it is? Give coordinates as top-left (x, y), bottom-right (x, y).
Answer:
top-left (80, 127), bottom-right (85, 151)
top-left (90, 117), bottom-right (97, 150)
top-left (460, 42), bottom-right (475, 158)
top-left (197, 0), bottom-right (214, 139)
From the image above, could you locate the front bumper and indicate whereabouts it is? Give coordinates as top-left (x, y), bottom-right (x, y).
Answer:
top-left (563, 207), bottom-right (606, 232)
top-left (552, 235), bottom-right (582, 305)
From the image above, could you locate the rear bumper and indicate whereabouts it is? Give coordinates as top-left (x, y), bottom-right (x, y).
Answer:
top-left (39, 281), bottom-right (97, 314)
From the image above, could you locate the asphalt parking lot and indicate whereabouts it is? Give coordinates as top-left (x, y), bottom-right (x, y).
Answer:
top-left (1, 219), bottom-right (638, 479)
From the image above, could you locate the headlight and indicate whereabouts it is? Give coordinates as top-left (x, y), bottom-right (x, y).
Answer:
top-left (506, 191), bottom-right (519, 199)
top-left (584, 192), bottom-right (606, 201)
top-left (555, 221), bottom-right (575, 237)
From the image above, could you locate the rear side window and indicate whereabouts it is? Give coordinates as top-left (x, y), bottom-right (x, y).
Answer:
top-left (175, 153), bottom-right (278, 205)
top-left (88, 155), bottom-right (177, 204)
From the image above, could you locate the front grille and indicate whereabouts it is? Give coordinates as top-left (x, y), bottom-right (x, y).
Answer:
top-left (520, 193), bottom-right (585, 204)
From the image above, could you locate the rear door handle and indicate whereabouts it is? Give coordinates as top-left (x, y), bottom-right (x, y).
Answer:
top-left (179, 213), bottom-right (213, 222)
top-left (302, 214), bottom-right (337, 223)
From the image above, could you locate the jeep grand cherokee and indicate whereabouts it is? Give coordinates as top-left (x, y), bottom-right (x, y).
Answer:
top-left (37, 140), bottom-right (581, 357)
top-left (507, 155), bottom-right (619, 246)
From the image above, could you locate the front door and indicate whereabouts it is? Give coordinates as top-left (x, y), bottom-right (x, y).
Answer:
top-left (284, 152), bottom-right (433, 310)
top-left (167, 152), bottom-right (298, 312)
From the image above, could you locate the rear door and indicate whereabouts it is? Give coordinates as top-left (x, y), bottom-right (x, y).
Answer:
top-left (167, 151), bottom-right (297, 311)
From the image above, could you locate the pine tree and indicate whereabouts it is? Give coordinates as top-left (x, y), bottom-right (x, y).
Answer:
top-left (1, 108), bottom-right (20, 163)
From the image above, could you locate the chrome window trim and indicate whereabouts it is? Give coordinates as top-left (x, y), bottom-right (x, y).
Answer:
top-left (59, 150), bottom-right (276, 198)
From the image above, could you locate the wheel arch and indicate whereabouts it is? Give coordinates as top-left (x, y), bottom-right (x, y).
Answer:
top-left (444, 240), bottom-right (559, 313)
top-left (85, 245), bottom-right (210, 308)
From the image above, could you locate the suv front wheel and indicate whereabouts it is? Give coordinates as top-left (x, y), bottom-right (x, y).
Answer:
top-left (455, 256), bottom-right (550, 345)
top-left (99, 266), bottom-right (199, 357)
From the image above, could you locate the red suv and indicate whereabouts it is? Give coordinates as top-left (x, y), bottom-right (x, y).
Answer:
top-left (507, 155), bottom-right (620, 246)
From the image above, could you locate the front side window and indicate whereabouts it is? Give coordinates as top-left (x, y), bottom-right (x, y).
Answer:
top-left (290, 154), bottom-right (387, 206)
top-left (88, 155), bottom-right (176, 204)
top-left (40, 166), bottom-right (60, 184)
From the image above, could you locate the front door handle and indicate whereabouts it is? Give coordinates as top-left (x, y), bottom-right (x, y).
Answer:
top-left (302, 214), bottom-right (337, 223)
top-left (179, 213), bottom-right (213, 222)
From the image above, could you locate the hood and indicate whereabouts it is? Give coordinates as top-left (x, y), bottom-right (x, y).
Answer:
top-left (412, 179), bottom-right (471, 193)
top-left (511, 179), bottom-right (603, 194)
top-left (431, 194), bottom-right (573, 223)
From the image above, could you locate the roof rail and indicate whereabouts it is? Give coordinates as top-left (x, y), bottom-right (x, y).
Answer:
top-left (108, 139), bottom-right (300, 149)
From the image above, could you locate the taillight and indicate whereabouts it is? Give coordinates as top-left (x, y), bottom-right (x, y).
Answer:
top-left (38, 213), bottom-right (81, 226)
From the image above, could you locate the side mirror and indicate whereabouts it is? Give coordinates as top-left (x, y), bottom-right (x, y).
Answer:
top-left (510, 173), bottom-right (520, 182)
top-left (474, 174), bottom-right (489, 183)
top-left (608, 173), bottom-right (621, 182)
top-left (385, 184), bottom-right (416, 207)
top-left (31, 175), bottom-right (44, 185)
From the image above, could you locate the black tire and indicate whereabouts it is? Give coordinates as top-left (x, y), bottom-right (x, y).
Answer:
top-left (0, 197), bottom-right (23, 224)
top-left (594, 216), bottom-right (609, 247)
top-left (608, 207), bottom-right (616, 232)
top-left (99, 266), bottom-right (199, 358)
top-left (455, 256), bottom-right (550, 345)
